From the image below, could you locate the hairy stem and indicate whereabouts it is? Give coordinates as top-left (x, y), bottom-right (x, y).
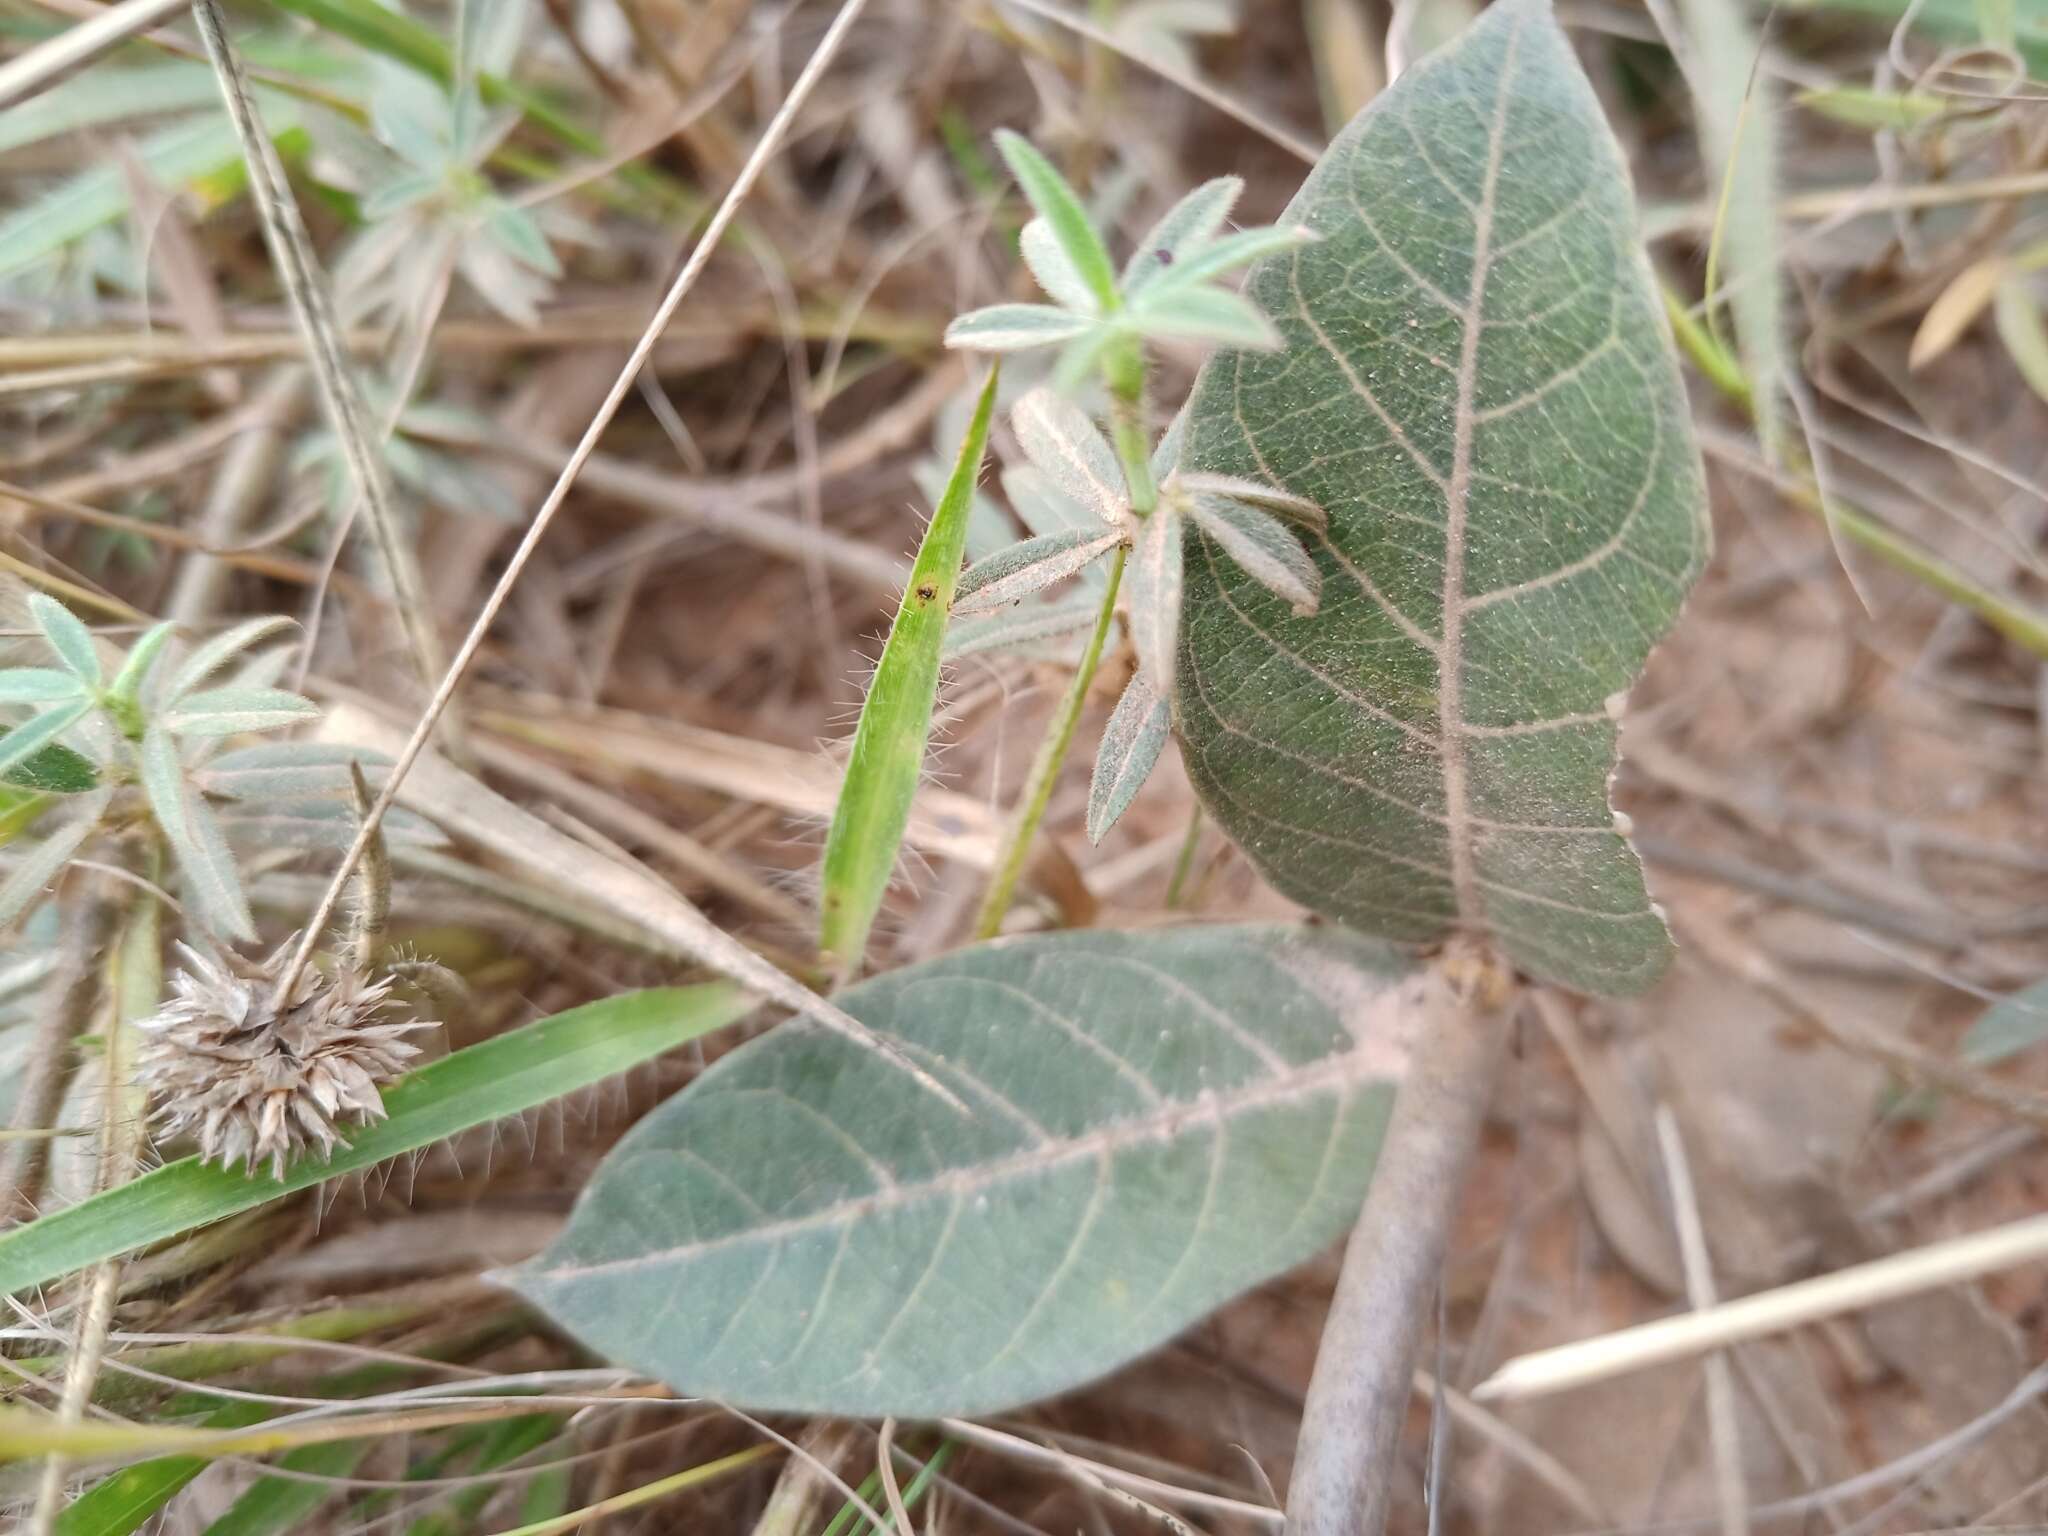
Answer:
top-left (970, 352), bottom-right (1159, 938)
top-left (188, 0), bottom-right (448, 704)
top-left (1287, 950), bottom-right (1516, 1536)
top-left (971, 547), bottom-right (1127, 939)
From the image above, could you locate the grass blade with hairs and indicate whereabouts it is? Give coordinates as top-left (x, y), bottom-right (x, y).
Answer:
top-left (1174, 0), bottom-right (1709, 995)
top-left (818, 366), bottom-right (998, 976)
top-left (0, 984), bottom-right (746, 1298)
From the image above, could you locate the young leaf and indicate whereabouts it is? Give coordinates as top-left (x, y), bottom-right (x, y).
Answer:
top-left (1962, 977), bottom-right (2048, 1066)
top-left (1011, 388), bottom-right (1128, 527)
top-left (29, 595), bottom-right (101, 687)
top-left (0, 670), bottom-right (87, 704)
top-left (504, 925), bottom-right (1417, 1417)
top-left (163, 686), bottom-right (321, 738)
top-left (1088, 674), bottom-right (1172, 842)
top-left (955, 530), bottom-right (1123, 614)
top-left (1002, 466), bottom-right (1116, 549)
top-left (141, 724), bottom-right (256, 942)
top-left (1175, 471), bottom-right (1326, 529)
top-left (944, 304), bottom-right (1096, 351)
top-left (1019, 218), bottom-right (1100, 315)
top-left (106, 621), bottom-right (177, 711)
top-left (0, 812), bottom-right (95, 931)
top-left (991, 130), bottom-right (1118, 310)
top-left (0, 700), bottom-right (92, 781)
top-left (1174, 0), bottom-right (1710, 996)
top-left (197, 743), bottom-right (391, 803)
top-left (0, 985), bottom-right (748, 1298)
top-left (1185, 494), bottom-right (1322, 615)
top-left (818, 368), bottom-right (1000, 975)
top-left (1127, 501), bottom-right (1185, 697)
top-left (166, 616), bottom-right (297, 701)
top-left (1127, 285), bottom-right (1280, 348)
top-left (943, 600), bottom-right (1099, 661)
top-left (1140, 223), bottom-right (1316, 294)
top-left (1, 734), bottom-right (98, 795)
top-left (1120, 176), bottom-right (1242, 295)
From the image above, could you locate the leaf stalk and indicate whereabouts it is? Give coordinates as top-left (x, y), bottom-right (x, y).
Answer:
top-left (971, 545), bottom-right (1126, 939)
top-left (1286, 947), bottom-right (1516, 1536)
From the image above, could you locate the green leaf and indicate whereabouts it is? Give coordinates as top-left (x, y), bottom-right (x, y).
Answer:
top-left (29, 594), bottom-right (101, 687)
top-left (0, 106), bottom-right (302, 279)
top-left (943, 599), bottom-right (1098, 661)
top-left (106, 622), bottom-right (177, 711)
top-left (197, 743), bottom-right (391, 802)
top-left (1963, 977), bottom-right (2048, 1066)
top-left (944, 304), bottom-right (1096, 351)
top-left (141, 724), bottom-right (255, 942)
top-left (818, 368), bottom-right (1000, 974)
top-left (1128, 500), bottom-right (1184, 697)
top-left (200, 1436), bottom-right (370, 1535)
top-left (1140, 223), bottom-right (1317, 295)
top-left (1174, 0), bottom-right (1709, 996)
top-left (1677, 0), bottom-right (1786, 451)
top-left (504, 925), bottom-right (1415, 1417)
top-left (0, 985), bottom-right (747, 1298)
top-left (166, 617), bottom-right (298, 701)
top-left (56, 1403), bottom-right (273, 1536)
top-left (0, 811), bottom-right (95, 930)
top-left (0, 670), bottom-right (88, 704)
top-left (954, 530), bottom-right (1121, 615)
top-left (0, 732), bottom-right (97, 795)
top-left (163, 686), bottom-right (321, 738)
top-left (1019, 218), bottom-right (1100, 314)
top-left (992, 130), bottom-right (1118, 310)
top-left (1127, 285), bottom-right (1280, 348)
top-left (483, 200), bottom-right (562, 277)
top-left (1184, 494), bottom-right (1322, 615)
top-left (1121, 177), bottom-right (1242, 296)
top-left (1088, 674), bottom-right (1171, 842)
top-left (1010, 388), bottom-right (1128, 527)
top-left (0, 63), bottom-right (222, 156)
top-left (0, 701), bottom-right (92, 782)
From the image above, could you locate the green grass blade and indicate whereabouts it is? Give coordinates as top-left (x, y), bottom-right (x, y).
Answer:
top-left (0, 984), bottom-right (747, 1298)
top-left (56, 1403), bottom-right (270, 1536)
top-left (200, 1437), bottom-right (370, 1535)
top-left (817, 366), bottom-right (999, 975)
top-left (402, 1413), bottom-right (563, 1536)
top-left (0, 107), bottom-right (301, 278)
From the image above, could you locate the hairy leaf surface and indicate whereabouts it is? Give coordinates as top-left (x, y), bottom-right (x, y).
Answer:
top-left (506, 925), bottom-right (1418, 1416)
top-left (1175, 0), bottom-right (1708, 995)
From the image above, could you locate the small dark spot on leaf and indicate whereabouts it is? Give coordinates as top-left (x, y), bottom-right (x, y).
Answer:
top-left (916, 584), bottom-right (937, 601)
top-left (1156, 249), bottom-right (1173, 265)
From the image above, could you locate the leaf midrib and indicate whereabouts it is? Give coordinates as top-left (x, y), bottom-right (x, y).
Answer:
top-left (522, 1035), bottom-right (1398, 1284)
top-left (1439, 11), bottom-right (1524, 931)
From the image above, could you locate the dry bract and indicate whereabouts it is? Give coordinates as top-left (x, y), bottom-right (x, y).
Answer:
top-left (136, 941), bottom-right (434, 1179)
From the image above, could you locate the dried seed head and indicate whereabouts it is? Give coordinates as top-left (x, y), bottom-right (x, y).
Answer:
top-left (136, 941), bottom-right (433, 1179)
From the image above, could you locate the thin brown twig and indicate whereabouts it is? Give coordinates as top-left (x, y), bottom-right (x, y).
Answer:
top-left (188, 0), bottom-right (445, 699)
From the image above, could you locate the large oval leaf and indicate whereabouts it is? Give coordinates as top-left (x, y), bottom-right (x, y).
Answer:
top-left (504, 925), bottom-right (1417, 1416)
top-left (1174, 0), bottom-right (1708, 996)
